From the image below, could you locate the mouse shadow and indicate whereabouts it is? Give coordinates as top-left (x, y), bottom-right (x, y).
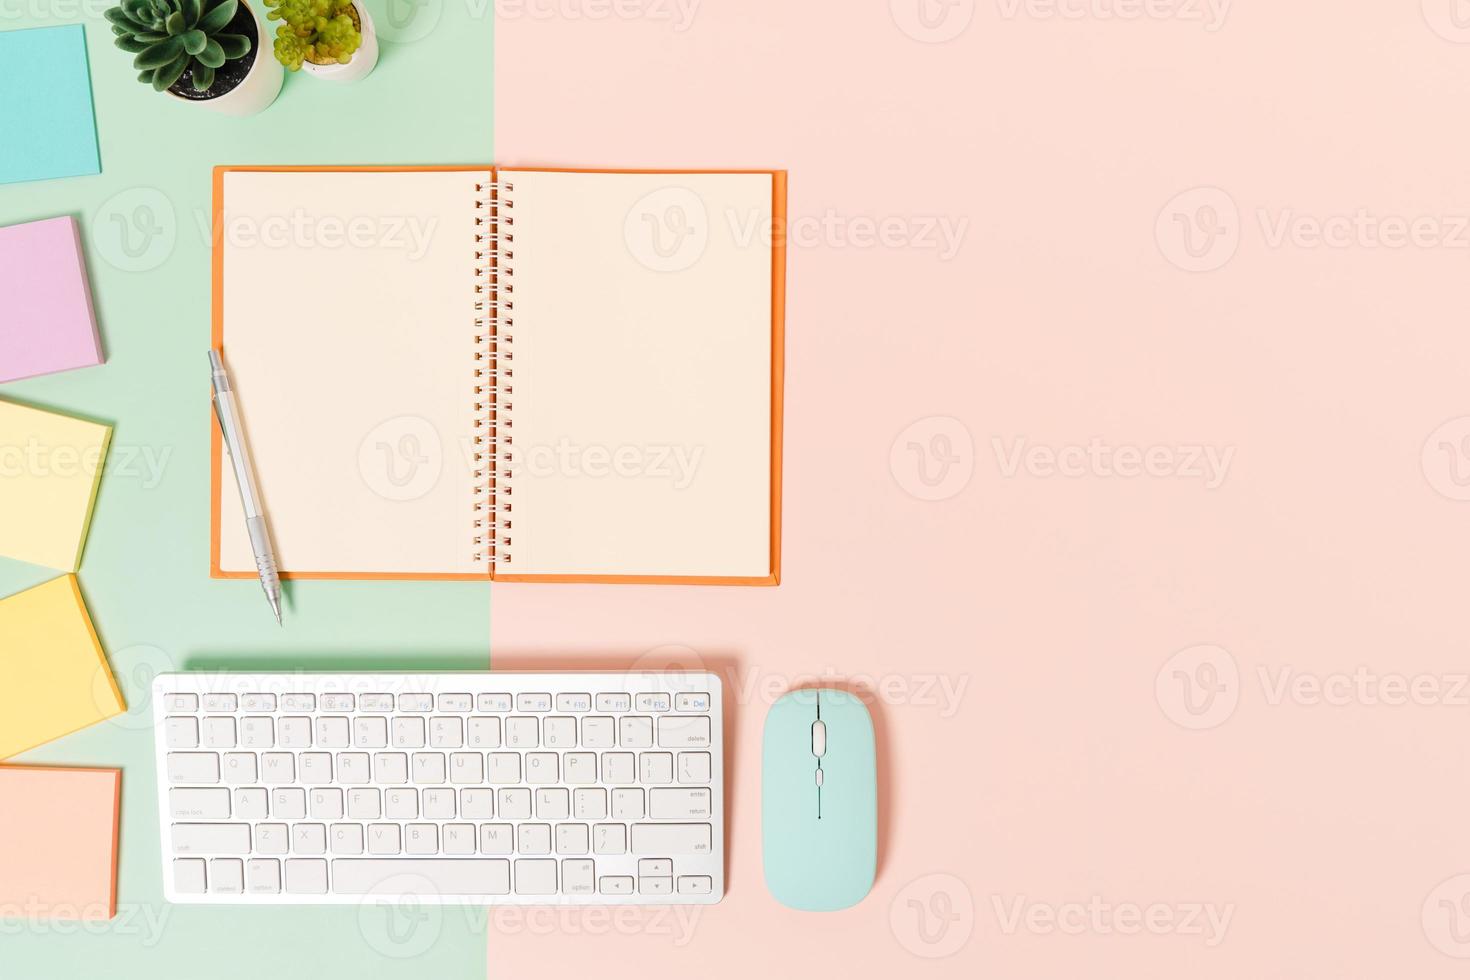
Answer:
top-left (490, 648), bottom-right (745, 893)
top-left (788, 679), bottom-right (894, 887)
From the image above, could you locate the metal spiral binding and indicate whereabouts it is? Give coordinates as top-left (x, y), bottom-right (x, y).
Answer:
top-left (471, 178), bottom-right (515, 566)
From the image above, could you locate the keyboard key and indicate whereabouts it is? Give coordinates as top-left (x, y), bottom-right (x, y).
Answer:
top-left (479, 823), bottom-right (513, 855)
top-left (292, 824), bottom-right (326, 855)
top-left (596, 693), bottom-right (631, 712)
top-left (675, 693), bottom-right (710, 712)
top-left (203, 694), bottom-right (237, 712)
top-left (658, 715), bottom-right (711, 748)
top-left (359, 694), bottom-right (394, 712)
top-left (640, 876), bottom-right (673, 896)
top-left (430, 716), bottom-right (464, 748)
top-left (487, 753), bottom-right (520, 783)
top-left (335, 859), bottom-right (510, 896)
top-left (398, 694), bottom-right (433, 712)
top-left (564, 753), bottom-right (597, 785)
top-left (619, 716), bottom-right (654, 747)
top-left (285, 859), bottom-right (327, 894)
top-left (221, 753), bottom-right (256, 784)
top-left (240, 717), bottom-right (273, 748)
top-left (281, 694), bottom-right (315, 712)
top-left (536, 788), bottom-right (569, 819)
top-left (468, 717), bottom-right (501, 747)
top-left (170, 788), bottom-right (230, 819)
top-left (636, 693), bottom-right (671, 712)
top-left (256, 824), bottom-right (288, 855)
top-left (677, 752), bottom-right (712, 783)
top-left (168, 752), bottom-right (219, 784)
top-left (373, 753), bottom-right (408, 784)
top-left (272, 788), bottom-right (306, 819)
top-left (498, 789), bottom-right (531, 820)
top-left (354, 717), bottom-right (388, 748)
top-left (611, 788), bottom-right (644, 820)
top-left (300, 752), bottom-right (333, 785)
top-left (202, 717), bottom-right (236, 748)
top-left (316, 717), bottom-right (350, 748)
top-left (337, 752), bottom-right (369, 783)
top-left (477, 693), bottom-right (512, 712)
top-left (649, 787), bottom-right (713, 819)
top-left (320, 694), bottom-right (354, 711)
top-left (368, 824), bottom-right (401, 855)
top-left (563, 859), bottom-right (595, 895)
top-left (581, 716), bottom-right (615, 748)
top-left (639, 859), bottom-right (673, 877)
top-left (517, 824), bottom-right (551, 855)
top-left (412, 752), bottom-right (446, 784)
top-left (438, 693), bottom-right (473, 712)
top-left (385, 788), bottom-right (418, 819)
top-left (556, 824), bottom-right (589, 855)
top-left (517, 693), bottom-right (552, 712)
top-left (450, 752), bottom-right (483, 784)
top-left (173, 823), bottom-right (251, 855)
top-left (573, 788), bottom-right (607, 820)
top-left (165, 694), bottom-right (199, 713)
top-left (174, 858), bottom-right (206, 894)
top-left (392, 717), bottom-right (426, 748)
top-left (240, 694), bottom-right (275, 712)
top-left (515, 859), bottom-right (557, 895)
top-left (406, 823), bottom-right (439, 855)
top-left (593, 823), bottom-right (626, 854)
top-left (423, 788), bottom-right (456, 819)
top-left (630, 823), bottom-right (712, 854)
top-left (640, 752), bottom-right (673, 784)
top-left (602, 752), bottom-right (634, 783)
top-left (677, 875), bottom-right (712, 895)
top-left (543, 716), bottom-right (576, 747)
top-left (461, 788), bottom-right (494, 819)
top-left (556, 693), bottom-right (592, 712)
top-left (235, 788), bottom-right (267, 819)
top-left (309, 788), bottom-right (343, 819)
top-left (599, 875), bottom-right (633, 894)
top-left (165, 717), bottom-right (199, 748)
top-left (444, 823), bottom-right (476, 855)
top-left (261, 752), bottom-right (295, 784)
top-left (247, 858), bottom-right (280, 894)
top-left (525, 752), bottom-right (558, 784)
top-left (504, 717), bottom-right (538, 747)
top-left (331, 824), bottom-right (364, 855)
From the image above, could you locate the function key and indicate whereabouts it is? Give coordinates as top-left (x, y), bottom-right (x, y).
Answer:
top-left (280, 694), bottom-right (316, 712)
top-left (635, 693), bottom-right (671, 712)
top-left (359, 694), bottom-right (394, 712)
top-left (320, 694), bottom-right (355, 711)
top-left (516, 693), bottom-right (552, 712)
top-left (240, 694), bottom-right (276, 712)
top-left (477, 693), bottom-right (512, 712)
top-left (556, 693), bottom-right (592, 712)
top-left (202, 694), bottom-right (237, 712)
top-left (438, 693), bottom-right (473, 712)
top-left (595, 693), bottom-right (631, 712)
top-left (165, 694), bottom-right (199, 712)
top-left (674, 693), bottom-right (710, 712)
top-left (398, 694), bottom-right (433, 712)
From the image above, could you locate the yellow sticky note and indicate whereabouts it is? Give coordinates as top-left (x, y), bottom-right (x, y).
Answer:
top-left (0, 576), bottom-right (125, 759)
top-left (0, 399), bottom-right (110, 571)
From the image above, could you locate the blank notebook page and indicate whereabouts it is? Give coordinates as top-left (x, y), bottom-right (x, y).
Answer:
top-left (501, 170), bottom-right (773, 577)
top-left (218, 170), bottom-right (486, 575)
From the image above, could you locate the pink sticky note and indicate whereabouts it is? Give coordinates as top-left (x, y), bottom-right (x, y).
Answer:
top-left (0, 766), bottom-right (120, 920)
top-left (0, 216), bottom-right (102, 384)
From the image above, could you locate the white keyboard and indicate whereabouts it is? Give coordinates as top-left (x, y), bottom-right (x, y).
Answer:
top-left (151, 672), bottom-right (723, 905)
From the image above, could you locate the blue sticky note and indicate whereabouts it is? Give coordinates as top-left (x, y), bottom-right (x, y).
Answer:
top-left (0, 25), bottom-right (101, 186)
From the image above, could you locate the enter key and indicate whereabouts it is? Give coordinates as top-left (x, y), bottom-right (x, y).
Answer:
top-left (648, 787), bottom-right (713, 819)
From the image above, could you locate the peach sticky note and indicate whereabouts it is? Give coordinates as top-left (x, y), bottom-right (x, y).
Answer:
top-left (0, 575), bottom-right (125, 759)
top-left (0, 398), bottom-right (110, 571)
top-left (0, 766), bottom-right (120, 920)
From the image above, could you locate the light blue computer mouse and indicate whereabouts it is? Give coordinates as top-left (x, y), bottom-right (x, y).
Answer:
top-left (762, 688), bottom-right (877, 911)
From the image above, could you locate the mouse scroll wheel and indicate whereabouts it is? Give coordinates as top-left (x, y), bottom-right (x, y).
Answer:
top-left (811, 719), bottom-right (827, 759)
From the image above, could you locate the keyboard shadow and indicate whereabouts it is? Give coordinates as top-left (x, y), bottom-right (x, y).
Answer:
top-left (184, 651), bottom-right (491, 672)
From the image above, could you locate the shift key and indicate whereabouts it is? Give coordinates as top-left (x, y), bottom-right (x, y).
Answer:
top-left (630, 823), bottom-right (711, 854)
top-left (172, 823), bottom-right (251, 855)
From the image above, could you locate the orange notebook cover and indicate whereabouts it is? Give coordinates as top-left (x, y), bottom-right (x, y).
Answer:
top-left (211, 166), bottom-right (784, 585)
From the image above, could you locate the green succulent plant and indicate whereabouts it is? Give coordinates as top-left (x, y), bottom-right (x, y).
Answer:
top-left (264, 0), bottom-right (361, 71)
top-left (106, 0), bottom-right (253, 93)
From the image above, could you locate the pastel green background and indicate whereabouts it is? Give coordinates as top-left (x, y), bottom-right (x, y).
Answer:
top-left (0, 5), bottom-right (493, 978)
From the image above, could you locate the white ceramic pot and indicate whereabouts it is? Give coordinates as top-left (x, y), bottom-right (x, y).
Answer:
top-left (301, 2), bottom-right (378, 83)
top-left (167, 0), bottom-right (283, 116)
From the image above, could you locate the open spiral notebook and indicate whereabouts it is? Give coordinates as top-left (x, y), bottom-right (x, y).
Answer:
top-left (210, 166), bottom-right (785, 584)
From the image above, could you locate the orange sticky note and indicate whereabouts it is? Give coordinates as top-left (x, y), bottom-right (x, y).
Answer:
top-left (0, 766), bottom-right (120, 920)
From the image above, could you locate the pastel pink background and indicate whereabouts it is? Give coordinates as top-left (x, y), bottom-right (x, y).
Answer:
top-left (492, 3), bottom-right (1470, 977)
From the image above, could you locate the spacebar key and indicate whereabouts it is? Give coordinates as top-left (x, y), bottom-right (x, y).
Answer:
top-left (630, 823), bottom-right (712, 854)
top-left (333, 859), bottom-right (511, 896)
